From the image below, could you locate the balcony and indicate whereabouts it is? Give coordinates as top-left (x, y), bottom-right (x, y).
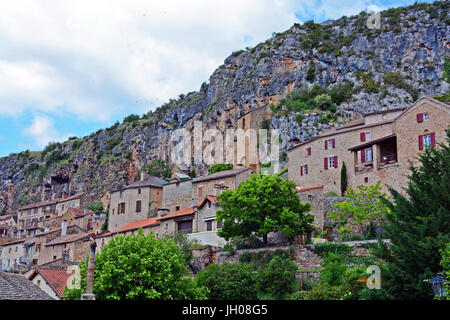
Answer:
top-left (378, 154), bottom-right (398, 167)
top-left (355, 161), bottom-right (374, 173)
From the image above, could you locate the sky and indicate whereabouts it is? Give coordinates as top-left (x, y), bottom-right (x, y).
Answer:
top-left (0, 0), bottom-right (436, 157)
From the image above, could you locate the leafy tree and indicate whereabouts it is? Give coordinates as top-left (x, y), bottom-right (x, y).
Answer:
top-left (195, 263), bottom-right (258, 300)
top-left (376, 129), bottom-right (450, 299)
top-left (313, 94), bottom-right (333, 111)
top-left (123, 114), bottom-right (140, 123)
top-left (64, 230), bottom-right (207, 300)
top-left (256, 255), bottom-right (298, 300)
top-left (328, 182), bottom-right (391, 240)
top-left (340, 161), bottom-right (348, 196)
top-left (306, 61), bottom-right (315, 82)
top-left (217, 174), bottom-right (314, 247)
top-left (208, 163), bottom-right (233, 175)
top-left (88, 201), bottom-right (104, 215)
top-left (141, 160), bottom-right (171, 180)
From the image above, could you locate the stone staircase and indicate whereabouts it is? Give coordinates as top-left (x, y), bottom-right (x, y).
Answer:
top-left (293, 246), bottom-right (323, 270)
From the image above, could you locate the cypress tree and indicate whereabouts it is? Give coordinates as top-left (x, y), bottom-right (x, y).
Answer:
top-left (378, 129), bottom-right (450, 299)
top-left (340, 161), bottom-right (347, 196)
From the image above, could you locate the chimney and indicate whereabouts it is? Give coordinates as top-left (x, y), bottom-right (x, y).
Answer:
top-left (140, 171), bottom-right (146, 181)
top-left (61, 220), bottom-right (67, 236)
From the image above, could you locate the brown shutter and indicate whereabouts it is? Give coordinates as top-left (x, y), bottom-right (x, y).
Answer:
top-left (360, 132), bottom-right (366, 142)
top-left (418, 135), bottom-right (423, 150)
top-left (417, 113), bottom-right (423, 123)
top-left (324, 157), bottom-right (328, 170)
top-left (430, 132), bottom-right (436, 147)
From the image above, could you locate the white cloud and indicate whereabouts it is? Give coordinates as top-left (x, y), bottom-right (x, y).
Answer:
top-left (23, 115), bottom-right (72, 149)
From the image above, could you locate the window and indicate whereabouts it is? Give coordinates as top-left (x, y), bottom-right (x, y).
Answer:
top-left (118, 202), bottom-right (125, 214)
top-left (198, 186), bottom-right (203, 197)
top-left (136, 200), bottom-right (142, 213)
top-left (423, 112), bottom-right (429, 120)
top-left (325, 139), bottom-right (335, 149)
top-left (365, 132), bottom-right (370, 141)
top-left (365, 148), bottom-right (373, 162)
top-left (300, 165), bottom-right (308, 176)
top-left (306, 147), bottom-right (311, 156)
top-left (242, 118), bottom-right (246, 129)
top-left (326, 156), bottom-right (338, 169)
top-left (364, 177), bottom-right (369, 183)
top-left (120, 191), bottom-right (124, 198)
top-left (382, 114), bottom-right (387, 120)
top-left (37, 280), bottom-right (41, 286)
top-left (206, 220), bottom-right (213, 231)
top-left (424, 134), bottom-right (432, 148)
top-left (138, 189), bottom-right (141, 195)
top-left (175, 206), bottom-right (180, 211)
top-left (328, 140), bottom-right (333, 149)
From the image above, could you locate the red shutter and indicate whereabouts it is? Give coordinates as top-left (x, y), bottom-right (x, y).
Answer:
top-left (430, 132), bottom-right (436, 147)
top-left (360, 132), bottom-right (366, 142)
top-left (324, 157), bottom-right (328, 170)
top-left (300, 166), bottom-right (303, 176)
top-left (324, 140), bottom-right (328, 150)
top-left (417, 113), bottom-right (423, 123)
top-left (332, 139), bottom-right (335, 148)
top-left (361, 149), bottom-right (366, 163)
top-left (305, 165), bottom-right (308, 174)
top-left (418, 135), bottom-right (423, 150)
top-left (334, 156), bottom-right (338, 168)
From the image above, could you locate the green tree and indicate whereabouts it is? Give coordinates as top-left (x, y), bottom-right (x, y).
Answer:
top-left (256, 255), bottom-right (298, 300)
top-left (340, 161), bottom-right (347, 196)
top-left (64, 230), bottom-right (207, 300)
top-left (208, 163), bottom-right (233, 175)
top-left (88, 201), bottom-right (104, 215)
top-left (195, 263), bottom-right (258, 300)
top-left (314, 94), bottom-right (333, 111)
top-left (376, 129), bottom-right (450, 299)
top-left (216, 174), bottom-right (314, 247)
top-left (328, 182), bottom-right (391, 240)
top-left (141, 160), bottom-right (171, 180)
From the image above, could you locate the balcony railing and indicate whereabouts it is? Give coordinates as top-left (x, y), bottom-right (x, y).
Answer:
top-left (355, 161), bottom-right (374, 173)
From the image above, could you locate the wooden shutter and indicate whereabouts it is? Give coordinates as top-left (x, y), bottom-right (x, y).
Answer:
top-left (136, 200), bottom-right (141, 213)
top-left (334, 156), bottom-right (338, 168)
top-left (360, 132), bottom-right (366, 142)
top-left (417, 113), bottom-right (423, 123)
top-left (332, 139), bottom-right (335, 148)
top-left (324, 157), bottom-right (328, 170)
top-left (361, 149), bottom-right (366, 163)
top-left (324, 140), bottom-right (328, 150)
top-left (300, 166), bottom-right (303, 176)
top-left (418, 135), bottom-right (423, 150)
top-left (305, 165), bottom-right (308, 174)
top-left (430, 132), bottom-right (436, 147)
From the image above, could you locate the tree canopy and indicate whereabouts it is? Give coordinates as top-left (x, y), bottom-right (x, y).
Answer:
top-left (64, 230), bottom-right (207, 300)
top-left (141, 160), bottom-right (171, 180)
top-left (216, 174), bottom-right (314, 246)
top-left (208, 163), bottom-right (233, 175)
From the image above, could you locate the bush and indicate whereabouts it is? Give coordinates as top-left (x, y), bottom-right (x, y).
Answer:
top-left (123, 114), bottom-right (140, 123)
top-left (313, 243), bottom-right (352, 257)
top-left (295, 114), bottom-right (304, 125)
top-left (195, 263), bottom-right (258, 300)
top-left (208, 163), bottom-right (233, 175)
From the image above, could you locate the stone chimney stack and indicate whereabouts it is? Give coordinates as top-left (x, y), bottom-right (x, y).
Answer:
top-left (61, 220), bottom-right (67, 236)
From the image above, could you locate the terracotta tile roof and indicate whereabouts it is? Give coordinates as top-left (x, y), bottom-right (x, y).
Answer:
top-left (28, 268), bottom-right (75, 298)
top-left (0, 271), bottom-right (54, 300)
top-left (157, 207), bottom-right (195, 221)
top-left (64, 207), bottom-right (95, 218)
top-left (192, 167), bottom-right (254, 183)
top-left (195, 196), bottom-right (217, 208)
top-left (297, 185), bottom-right (324, 193)
top-left (45, 232), bottom-right (90, 247)
top-left (98, 217), bottom-right (160, 238)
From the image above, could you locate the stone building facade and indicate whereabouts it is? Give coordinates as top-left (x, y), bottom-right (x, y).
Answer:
top-left (161, 179), bottom-right (193, 213)
top-left (0, 239), bottom-right (25, 271)
top-left (288, 97), bottom-right (450, 196)
top-left (108, 176), bottom-right (165, 231)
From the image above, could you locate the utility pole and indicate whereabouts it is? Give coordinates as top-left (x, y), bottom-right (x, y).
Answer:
top-left (81, 234), bottom-right (97, 300)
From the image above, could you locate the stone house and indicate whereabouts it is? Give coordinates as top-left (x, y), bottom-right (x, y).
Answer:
top-left (0, 239), bottom-right (25, 271)
top-left (287, 96), bottom-right (450, 197)
top-left (233, 104), bottom-right (273, 172)
top-left (28, 268), bottom-right (75, 300)
top-left (108, 176), bottom-right (165, 231)
top-left (95, 217), bottom-right (160, 252)
top-left (62, 208), bottom-right (95, 231)
top-left (158, 196), bottom-right (226, 247)
top-left (16, 193), bottom-right (84, 239)
top-left (162, 178), bottom-right (193, 213)
top-left (191, 167), bottom-right (254, 203)
top-left (40, 232), bottom-right (91, 265)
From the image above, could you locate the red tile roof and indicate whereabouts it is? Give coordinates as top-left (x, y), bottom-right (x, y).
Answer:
top-left (195, 196), bottom-right (217, 208)
top-left (45, 232), bottom-right (90, 247)
top-left (157, 207), bottom-right (195, 221)
top-left (28, 268), bottom-right (75, 298)
top-left (64, 208), bottom-right (94, 218)
top-left (98, 217), bottom-right (160, 238)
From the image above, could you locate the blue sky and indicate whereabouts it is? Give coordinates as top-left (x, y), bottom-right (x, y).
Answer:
top-left (0, 0), bottom-right (435, 157)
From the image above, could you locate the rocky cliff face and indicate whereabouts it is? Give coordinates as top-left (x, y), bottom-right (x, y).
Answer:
top-left (1, 2), bottom-right (449, 213)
